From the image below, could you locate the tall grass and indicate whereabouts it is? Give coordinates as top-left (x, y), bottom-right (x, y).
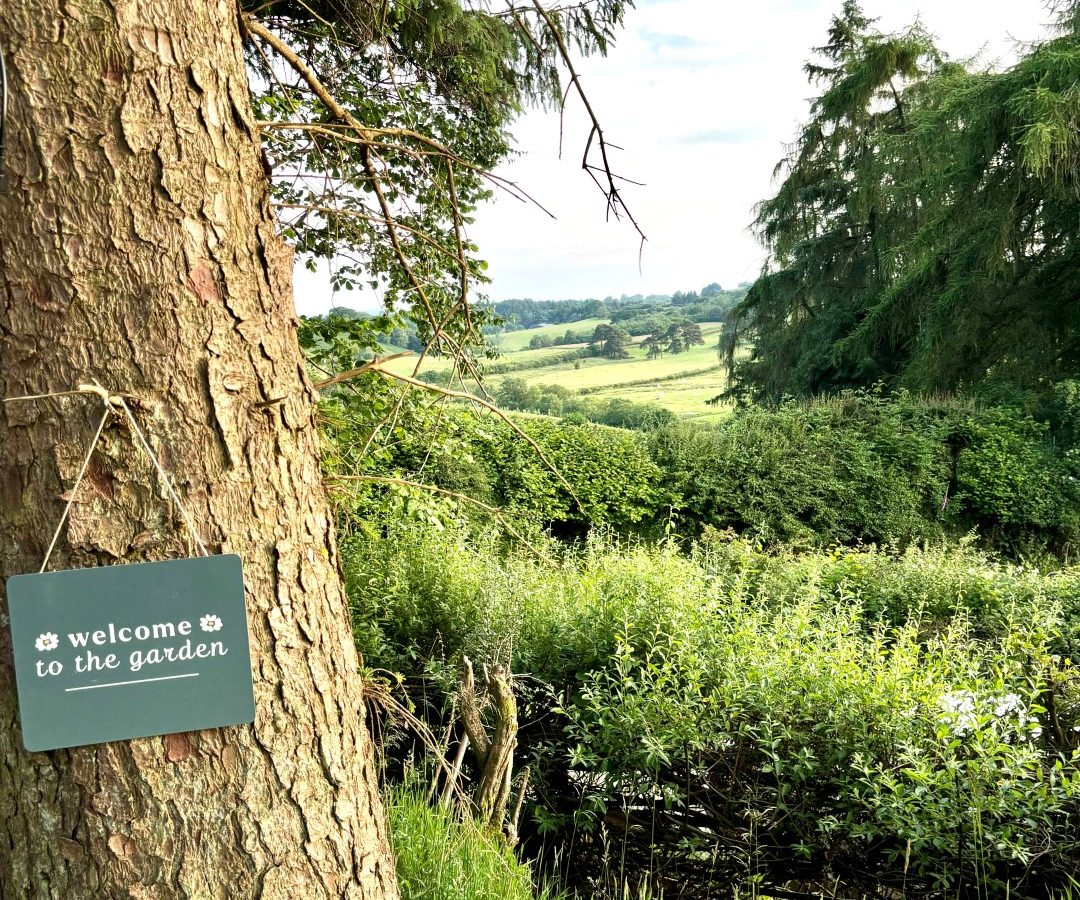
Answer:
top-left (388, 782), bottom-right (564, 900)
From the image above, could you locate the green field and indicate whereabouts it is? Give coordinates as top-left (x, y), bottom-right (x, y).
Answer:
top-left (486, 318), bottom-right (608, 352)
top-left (380, 343), bottom-right (576, 380)
top-left (380, 320), bottom-right (736, 421)
top-left (493, 323), bottom-right (733, 419)
top-left (490, 345), bottom-right (585, 369)
top-left (586, 368), bottom-right (735, 423)
top-left (497, 325), bottom-right (721, 385)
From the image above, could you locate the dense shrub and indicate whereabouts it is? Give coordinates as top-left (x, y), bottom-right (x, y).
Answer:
top-left (469, 417), bottom-right (669, 534)
top-left (694, 531), bottom-right (1080, 650)
top-left (345, 518), bottom-right (1080, 897)
top-left (956, 410), bottom-right (1080, 537)
top-left (651, 393), bottom-right (1080, 557)
top-left (649, 394), bottom-right (953, 546)
top-left (324, 383), bottom-right (1079, 559)
top-left (558, 602), bottom-right (1080, 896)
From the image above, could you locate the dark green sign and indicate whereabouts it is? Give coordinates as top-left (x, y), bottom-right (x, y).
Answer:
top-left (7, 554), bottom-right (254, 751)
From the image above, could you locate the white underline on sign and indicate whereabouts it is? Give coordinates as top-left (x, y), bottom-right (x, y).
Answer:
top-left (64, 673), bottom-right (200, 692)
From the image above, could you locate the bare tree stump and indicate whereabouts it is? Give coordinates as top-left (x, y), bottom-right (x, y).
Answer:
top-left (458, 656), bottom-right (519, 835)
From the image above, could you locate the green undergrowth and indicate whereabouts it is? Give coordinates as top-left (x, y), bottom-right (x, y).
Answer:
top-left (348, 519), bottom-right (1080, 897)
top-left (388, 781), bottom-right (564, 900)
top-left (359, 391), bottom-right (1080, 559)
top-left (648, 392), bottom-right (1080, 558)
top-left (317, 354), bottom-right (1080, 561)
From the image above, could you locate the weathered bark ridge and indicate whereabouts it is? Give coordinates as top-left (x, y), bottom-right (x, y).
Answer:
top-left (0, 2), bottom-right (397, 897)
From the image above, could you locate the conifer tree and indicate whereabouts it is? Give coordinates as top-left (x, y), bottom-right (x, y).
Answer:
top-left (732, 2), bottom-right (941, 397)
top-left (733, 1), bottom-right (1080, 398)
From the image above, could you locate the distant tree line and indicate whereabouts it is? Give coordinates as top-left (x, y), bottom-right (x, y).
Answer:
top-left (527, 327), bottom-right (595, 349)
top-left (490, 297), bottom-right (607, 330)
top-left (490, 282), bottom-right (747, 331)
top-left (326, 306), bottom-right (424, 353)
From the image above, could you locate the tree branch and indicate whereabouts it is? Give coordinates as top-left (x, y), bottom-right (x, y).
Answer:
top-left (311, 352), bottom-right (412, 390)
top-left (363, 362), bottom-right (585, 515)
top-left (525, 0), bottom-right (646, 254)
top-left (325, 474), bottom-right (551, 562)
top-left (246, 16), bottom-right (488, 383)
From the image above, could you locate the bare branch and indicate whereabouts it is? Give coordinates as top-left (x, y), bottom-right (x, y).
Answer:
top-left (261, 121), bottom-right (556, 215)
top-left (526, 0), bottom-right (647, 251)
top-left (311, 352), bottom-right (412, 390)
top-left (326, 474), bottom-right (552, 562)
top-left (272, 203), bottom-right (471, 270)
top-left (361, 362), bottom-right (586, 515)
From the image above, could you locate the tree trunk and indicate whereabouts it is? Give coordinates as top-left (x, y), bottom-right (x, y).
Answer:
top-left (0, 2), bottom-right (398, 898)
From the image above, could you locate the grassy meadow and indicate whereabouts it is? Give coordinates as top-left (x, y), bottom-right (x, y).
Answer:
top-left (381, 320), bottom-right (735, 422)
top-left (487, 317), bottom-right (610, 351)
top-left (584, 366), bottom-right (734, 423)
top-left (380, 344), bottom-right (578, 379)
top-left (498, 324), bottom-right (722, 386)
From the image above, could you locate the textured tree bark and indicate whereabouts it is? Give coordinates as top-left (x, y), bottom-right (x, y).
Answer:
top-left (0, 2), bottom-right (398, 898)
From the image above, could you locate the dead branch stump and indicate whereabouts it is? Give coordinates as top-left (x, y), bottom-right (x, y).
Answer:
top-left (459, 655), bottom-right (519, 836)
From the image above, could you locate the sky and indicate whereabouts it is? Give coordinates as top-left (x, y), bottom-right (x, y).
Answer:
top-left (293, 0), bottom-right (1057, 314)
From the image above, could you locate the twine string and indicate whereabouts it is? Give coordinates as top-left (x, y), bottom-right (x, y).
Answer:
top-left (113, 394), bottom-right (209, 558)
top-left (37, 404), bottom-right (112, 574)
top-left (1, 382), bottom-right (209, 570)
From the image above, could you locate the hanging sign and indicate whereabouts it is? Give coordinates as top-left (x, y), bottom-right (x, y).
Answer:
top-left (7, 554), bottom-right (255, 752)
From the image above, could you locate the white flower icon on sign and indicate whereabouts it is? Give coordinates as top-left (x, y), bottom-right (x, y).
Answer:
top-left (35, 633), bottom-right (59, 652)
top-left (200, 614), bottom-right (223, 633)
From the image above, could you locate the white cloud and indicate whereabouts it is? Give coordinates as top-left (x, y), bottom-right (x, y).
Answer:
top-left (467, 0), bottom-right (1054, 301)
top-left (293, 0), bottom-right (1055, 313)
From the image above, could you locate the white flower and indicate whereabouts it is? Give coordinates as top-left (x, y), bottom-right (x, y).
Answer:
top-left (939, 689), bottom-right (978, 735)
top-left (200, 614), bottom-right (223, 633)
top-left (994, 694), bottom-right (1022, 718)
top-left (35, 632), bottom-right (59, 652)
top-left (938, 688), bottom-right (1044, 743)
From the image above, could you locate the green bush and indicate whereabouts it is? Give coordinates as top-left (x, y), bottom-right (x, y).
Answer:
top-left (319, 365), bottom-right (1078, 559)
top-left (560, 603), bottom-right (1080, 894)
top-left (694, 531), bottom-right (1080, 650)
top-left (650, 393), bottom-right (954, 547)
top-left (956, 410), bottom-right (1080, 536)
top-left (495, 379), bottom-right (677, 431)
top-left (471, 417), bottom-right (669, 533)
top-left (346, 519), bottom-right (1080, 896)
top-left (650, 393), bottom-right (1080, 557)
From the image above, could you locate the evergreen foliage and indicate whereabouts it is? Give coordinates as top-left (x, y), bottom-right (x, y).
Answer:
top-left (245, 0), bottom-right (634, 356)
top-left (734, 2), bottom-right (1080, 399)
